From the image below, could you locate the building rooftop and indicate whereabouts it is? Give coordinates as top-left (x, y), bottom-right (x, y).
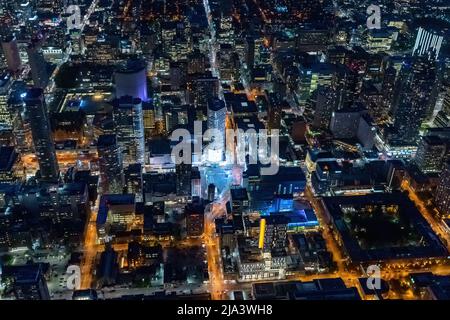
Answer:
top-left (110, 95), bottom-right (142, 107)
top-left (148, 138), bottom-right (172, 155)
top-left (97, 134), bottom-right (117, 147)
top-left (116, 59), bottom-right (146, 74)
top-left (97, 194), bottom-right (135, 226)
top-left (410, 273), bottom-right (450, 300)
top-left (2, 263), bottom-right (48, 284)
top-left (323, 193), bottom-right (448, 263)
top-left (58, 182), bottom-right (87, 196)
top-left (422, 135), bottom-right (445, 146)
top-left (230, 187), bottom-right (249, 201)
top-left (207, 98), bottom-right (225, 112)
top-left (0, 146), bottom-right (17, 172)
top-left (235, 116), bottom-right (264, 131)
top-left (358, 278), bottom-right (390, 296)
top-left (224, 93), bottom-right (258, 114)
top-left (253, 278), bottom-right (360, 300)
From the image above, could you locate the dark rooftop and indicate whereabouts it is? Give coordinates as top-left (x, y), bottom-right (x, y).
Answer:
top-left (0, 146), bottom-right (17, 172)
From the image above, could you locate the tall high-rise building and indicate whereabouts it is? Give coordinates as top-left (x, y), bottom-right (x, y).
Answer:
top-left (412, 27), bottom-right (445, 60)
top-left (26, 40), bottom-right (49, 89)
top-left (391, 57), bottom-right (437, 146)
top-left (207, 98), bottom-right (226, 132)
top-left (169, 62), bottom-right (187, 91)
top-left (142, 102), bottom-right (155, 138)
top-left (415, 136), bottom-right (447, 174)
top-left (97, 134), bottom-right (124, 194)
top-left (434, 83), bottom-right (450, 127)
top-left (6, 264), bottom-right (50, 300)
top-left (97, 245), bottom-right (119, 287)
top-left (0, 71), bottom-right (12, 126)
top-left (1, 35), bottom-right (21, 73)
top-left (207, 183), bottom-right (216, 202)
top-left (245, 36), bottom-right (256, 73)
top-left (187, 50), bottom-right (207, 75)
top-left (312, 86), bottom-right (339, 130)
top-left (435, 161), bottom-right (450, 215)
top-left (443, 84), bottom-right (450, 116)
top-left (185, 201), bottom-right (205, 237)
top-left (164, 104), bottom-right (189, 132)
top-left (24, 88), bottom-right (59, 182)
top-left (207, 98), bottom-right (226, 161)
top-left (381, 66), bottom-right (398, 111)
top-left (124, 163), bottom-right (143, 202)
top-left (330, 109), bottom-right (362, 139)
top-left (191, 167), bottom-right (201, 197)
top-left (112, 96), bottom-right (145, 165)
top-left (114, 59), bottom-right (148, 102)
top-left (266, 91), bottom-right (282, 131)
top-left (176, 162), bottom-right (192, 197)
top-left (217, 44), bottom-right (240, 81)
top-left (189, 74), bottom-right (220, 108)
top-left (8, 87), bottom-right (32, 153)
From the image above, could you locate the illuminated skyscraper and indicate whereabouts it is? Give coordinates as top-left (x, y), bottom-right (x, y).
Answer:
top-left (1, 35), bottom-right (21, 73)
top-left (24, 88), bottom-right (59, 182)
top-left (176, 162), bottom-right (192, 197)
top-left (27, 39), bottom-right (49, 89)
top-left (97, 134), bottom-right (124, 194)
top-left (207, 98), bottom-right (226, 162)
top-left (266, 92), bottom-right (282, 131)
top-left (312, 86), bottom-right (338, 130)
top-left (189, 74), bottom-right (220, 108)
top-left (191, 167), bottom-right (201, 197)
top-left (142, 102), bottom-right (155, 138)
top-left (207, 98), bottom-right (226, 132)
top-left (413, 27), bottom-right (445, 60)
top-left (434, 83), bottom-right (450, 127)
top-left (8, 88), bottom-right (32, 153)
top-left (112, 96), bottom-right (145, 165)
top-left (391, 57), bottom-right (437, 146)
top-left (381, 66), bottom-right (398, 111)
top-left (0, 71), bottom-right (12, 126)
top-left (435, 161), bottom-right (450, 215)
top-left (415, 136), bottom-right (447, 174)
